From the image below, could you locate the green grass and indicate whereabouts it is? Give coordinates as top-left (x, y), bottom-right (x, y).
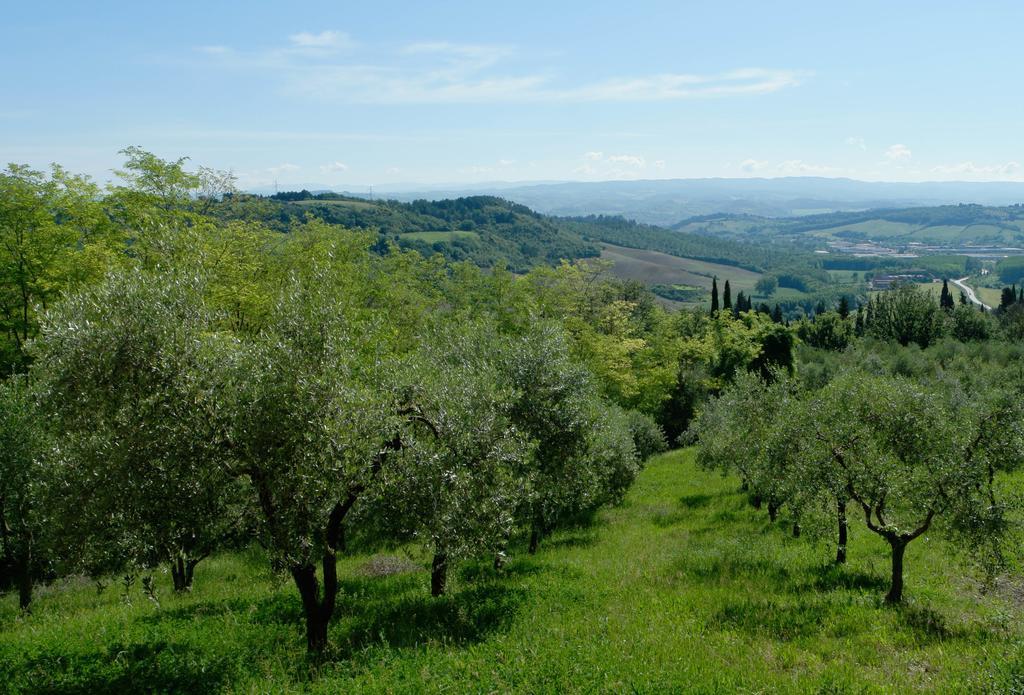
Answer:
top-left (3, 450), bottom-right (1023, 692)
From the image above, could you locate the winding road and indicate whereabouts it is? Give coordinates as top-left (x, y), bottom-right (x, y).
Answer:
top-left (951, 276), bottom-right (991, 311)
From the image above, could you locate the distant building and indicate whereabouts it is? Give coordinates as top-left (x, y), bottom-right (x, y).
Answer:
top-left (870, 272), bottom-right (931, 291)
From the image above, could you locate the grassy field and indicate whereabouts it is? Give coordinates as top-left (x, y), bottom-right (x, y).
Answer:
top-left (2, 450), bottom-right (1022, 693)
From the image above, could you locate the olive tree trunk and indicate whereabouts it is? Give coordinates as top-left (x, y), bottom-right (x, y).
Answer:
top-left (431, 552), bottom-right (448, 597)
top-left (835, 497), bottom-right (848, 565)
top-left (886, 539), bottom-right (908, 604)
top-left (170, 555), bottom-right (202, 592)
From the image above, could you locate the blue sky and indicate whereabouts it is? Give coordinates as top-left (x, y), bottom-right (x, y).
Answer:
top-left (2, 1), bottom-right (1022, 189)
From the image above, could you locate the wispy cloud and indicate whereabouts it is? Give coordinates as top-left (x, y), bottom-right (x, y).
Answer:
top-left (573, 151), bottom-right (659, 179)
top-left (884, 144), bottom-right (912, 161)
top-left (196, 32), bottom-right (805, 105)
top-left (320, 161), bottom-right (349, 173)
top-left (289, 30), bottom-right (353, 50)
top-left (845, 136), bottom-right (866, 150)
top-left (740, 158), bottom-right (769, 173)
top-left (607, 154), bottom-right (645, 167)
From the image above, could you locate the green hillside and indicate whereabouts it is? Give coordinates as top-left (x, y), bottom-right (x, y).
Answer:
top-left (213, 192), bottom-right (602, 273)
top-left (3, 450), bottom-right (1020, 692)
top-left (673, 204), bottom-right (1024, 247)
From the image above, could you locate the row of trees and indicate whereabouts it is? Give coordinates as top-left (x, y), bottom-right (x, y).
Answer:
top-left (3, 225), bottom-right (654, 652)
top-left (694, 364), bottom-right (1024, 603)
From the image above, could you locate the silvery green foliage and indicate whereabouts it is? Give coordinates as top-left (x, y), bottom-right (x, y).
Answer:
top-left (809, 372), bottom-right (1010, 535)
top-left (584, 402), bottom-right (640, 508)
top-left (211, 267), bottom-right (405, 571)
top-left (693, 370), bottom-right (807, 517)
top-left (623, 409), bottom-right (668, 461)
top-left (697, 364), bottom-right (1024, 599)
top-left (32, 268), bottom-right (252, 581)
top-left (503, 322), bottom-right (638, 536)
top-left (365, 321), bottom-right (533, 565)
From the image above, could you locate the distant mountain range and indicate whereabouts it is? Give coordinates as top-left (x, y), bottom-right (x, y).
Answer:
top-left (252, 177), bottom-right (1024, 226)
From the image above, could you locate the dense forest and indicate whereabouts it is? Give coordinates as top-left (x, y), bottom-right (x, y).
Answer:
top-left (5, 150), bottom-right (1024, 690)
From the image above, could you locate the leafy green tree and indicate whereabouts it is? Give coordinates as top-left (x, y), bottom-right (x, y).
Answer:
top-left (501, 323), bottom-right (632, 554)
top-left (807, 371), bottom-right (1024, 602)
top-left (796, 311), bottom-right (853, 351)
top-left (868, 284), bottom-right (946, 348)
top-left (951, 303), bottom-right (994, 341)
top-left (694, 371), bottom-right (801, 522)
top-left (0, 377), bottom-right (46, 609)
top-left (623, 409), bottom-right (668, 460)
top-left (367, 322), bottom-right (531, 596)
top-left (755, 275), bottom-right (778, 297)
top-left (32, 268), bottom-right (253, 592)
top-left (838, 296), bottom-right (850, 319)
top-left (1000, 286), bottom-right (1015, 309)
top-left (0, 164), bottom-right (115, 372)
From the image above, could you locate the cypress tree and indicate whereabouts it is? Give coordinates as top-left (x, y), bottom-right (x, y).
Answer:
top-left (710, 277), bottom-right (719, 314)
top-left (940, 279), bottom-right (954, 311)
top-left (959, 291), bottom-right (967, 306)
top-left (838, 296), bottom-right (850, 319)
top-left (1001, 286), bottom-right (1015, 310)
top-left (771, 304), bottom-right (783, 323)
top-left (723, 280), bottom-right (732, 311)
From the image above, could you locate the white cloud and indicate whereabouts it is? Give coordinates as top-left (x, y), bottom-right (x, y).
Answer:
top-left (559, 68), bottom-right (805, 102)
top-left (320, 161), bottom-right (349, 173)
top-left (200, 33), bottom-right (805, 104)
top-left (653, 160), bottom-right (666, 170)
top-left (608, 154), bottom-right (645, 167)
top-left (288, 30), bottom-right (353, 50)
top-left (845, 136), bottom-right (866, 150)
top-left (740, 158), bottom-right (769, 173)
top-left (498, 159), bottom-right (515, 166)
top-left (885, 144), bottom-right (912, 161)
top-left (584, 151), bottom-right (604, 160)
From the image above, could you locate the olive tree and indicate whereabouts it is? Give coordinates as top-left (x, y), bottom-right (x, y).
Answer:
top-left (363, 322), bottom-right (532, 596)
top-left (867, 284), bottom-right (946, 348)
top-left (502, 323), bottom-right (611, 553)
top-left (207, 258), bottom-right (435, 652)
top-left (693, 371), bottom-right (809, 529)
top-left (807, 371), bottom-right (1024, 602)
top-left (32, 268), bottom-right (252, 592)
